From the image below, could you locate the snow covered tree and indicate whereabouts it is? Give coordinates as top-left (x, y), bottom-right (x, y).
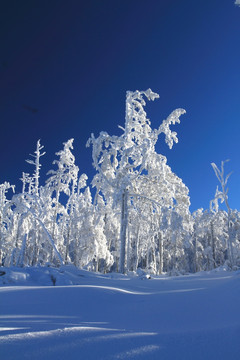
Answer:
top-left (25, 140), bottom-right (45, 195)
top-left (0, 182), bottom-right (15, 265)
top-left (46, 139), bottom-right (79, 262)
top-left (88, 89), bottom-right (187, 273)
top-left (211, 160), bottom-right (235, 267)
top-left (4, 91), bottom-right (240, 276)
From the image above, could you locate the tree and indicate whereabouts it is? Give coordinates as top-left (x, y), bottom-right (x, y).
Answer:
top-left (211, 160), bottom-right (235, 267)
top-left (0, 182), bottom-right (15, 265)
top-left (46, 139), bottom-right (79, 261)
top-left (25, 139), bottom-right (45, 195)
top-left (88, 89), bottom-right (187, 273)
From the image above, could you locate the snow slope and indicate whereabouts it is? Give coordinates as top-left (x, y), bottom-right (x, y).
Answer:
top-left (0, 267), bottom-right (240, 359)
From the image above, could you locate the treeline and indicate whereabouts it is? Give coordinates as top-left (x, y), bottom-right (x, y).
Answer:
top-left (0, 90), bottom-right (239, 274)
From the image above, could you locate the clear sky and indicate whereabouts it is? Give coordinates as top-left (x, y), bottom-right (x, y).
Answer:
top-left (1, 0), bottom-right (240, 212)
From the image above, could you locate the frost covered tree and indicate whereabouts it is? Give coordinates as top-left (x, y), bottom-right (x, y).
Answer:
top-left (71, 188), bottom-right (113, 271)
top-left (46, 139), bottom-right (79, 262)
top-left (25, 140), bottom-right (45, 195)
top-left (88, 89), bottom-right (188, 273)
top-left (2, 90), bottom-right (240, 275)
top-left (0, 182), bottom-right (15, 265)
top-left (211, 160), bottom-right (235, 267)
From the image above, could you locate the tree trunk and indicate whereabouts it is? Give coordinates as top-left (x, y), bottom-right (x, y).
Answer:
top-left (132, 225), bottom-right (140, 272)
top-left (210, 221), bottom-right (216, 268)
top-left (227, 212), bottom-right (234, 267)
top-left (17, 234), bottom-right (27, 267)
top-left (119, 189), bottom-right (128, 273)
top-left (193, 226), bottom-right (198, 273)
top-left (157, 232), bottom-right (163, 275)
top-left (127, 223), bottom-right (131, 272)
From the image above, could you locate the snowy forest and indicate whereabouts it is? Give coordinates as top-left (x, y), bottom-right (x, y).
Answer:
top-left (1, 89), bottom-right (239, 275)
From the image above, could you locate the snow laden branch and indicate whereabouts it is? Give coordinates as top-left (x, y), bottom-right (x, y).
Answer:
top-left (211, 160), bottom-right (232, 213)
top-left (87, 89), bottom-right (187, 273)
top-left (0, 182), bottom-right (15, 209)
top-left (210, 186), bottom-right (225, 213)
top-left (156, 108), bottom-right (186, 149)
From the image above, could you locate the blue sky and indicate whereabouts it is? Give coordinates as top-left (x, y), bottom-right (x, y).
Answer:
top-left (1, 0), bottom-right (240, 212)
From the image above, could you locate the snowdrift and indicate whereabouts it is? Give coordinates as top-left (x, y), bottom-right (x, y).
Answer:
top-left (0, 266), bottom-right (240, 359)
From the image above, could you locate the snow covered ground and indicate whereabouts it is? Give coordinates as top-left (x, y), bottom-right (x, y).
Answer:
top-left (0, 266), bottom-right (240, 359)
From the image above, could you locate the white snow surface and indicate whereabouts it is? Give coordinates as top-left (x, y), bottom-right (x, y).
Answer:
top-left (0, 266), bottom-right (240, 359)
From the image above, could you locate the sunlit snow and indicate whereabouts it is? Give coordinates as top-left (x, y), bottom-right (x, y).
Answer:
top-left (0, 266), bottom-right (240, 359)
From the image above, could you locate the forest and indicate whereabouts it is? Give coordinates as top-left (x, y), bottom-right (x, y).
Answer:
top-left (1, 89), bottom-right (239, 274)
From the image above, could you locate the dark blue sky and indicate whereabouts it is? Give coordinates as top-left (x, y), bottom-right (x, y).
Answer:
top-left (1, 0), bottom-right (240, 211)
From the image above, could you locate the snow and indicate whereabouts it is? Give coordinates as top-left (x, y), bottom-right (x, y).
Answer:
top-left (0, 266), bottom-right (240, 359)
